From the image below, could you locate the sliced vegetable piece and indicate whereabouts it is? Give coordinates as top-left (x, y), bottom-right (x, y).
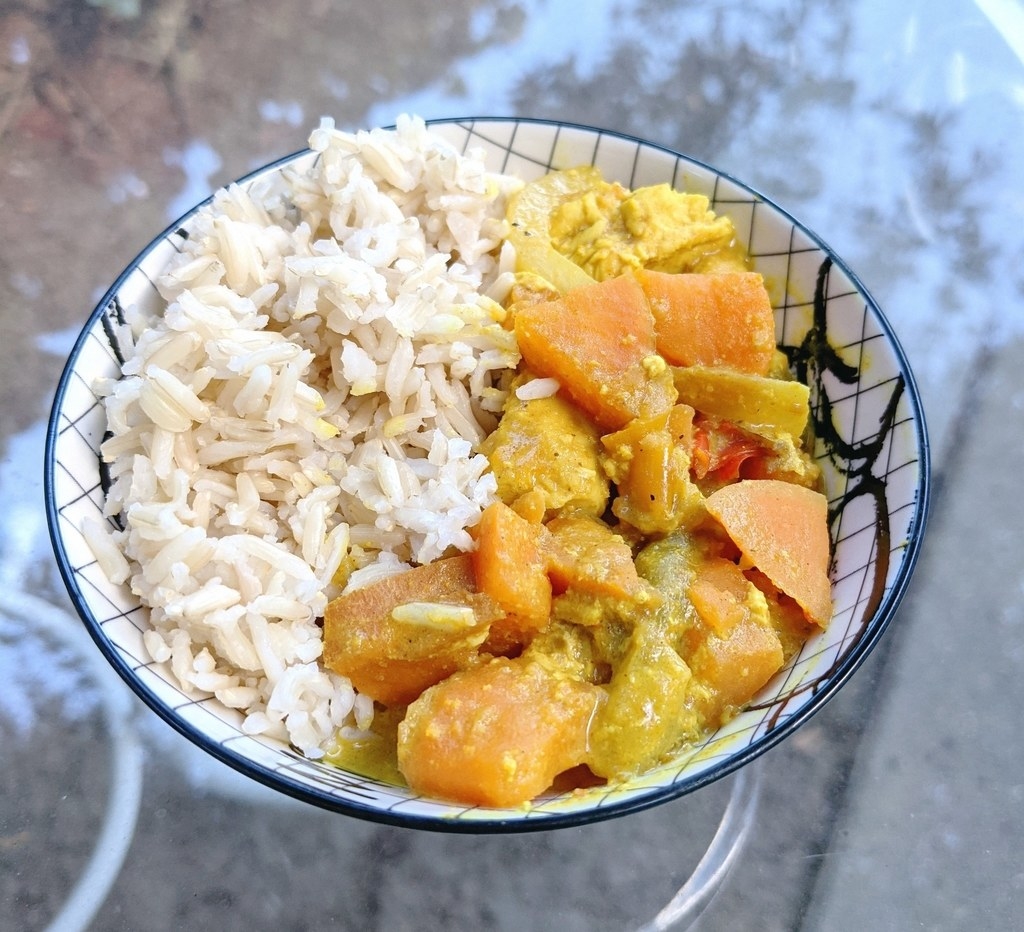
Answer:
top-left (397, 657), bottom-right (605, 807)
top-left (673, 364), bottom-right (810, 439)
top-left (637, 270), bottom-right (776, 375)
top-left (704, 479), bottom-right (832, 627)
top-left (507, 167), bottom-right (604, 293)
top-left (507, 166), bottom-right (607, 240)
top-left (686, 557), bottom-right (750, 635)
top-left (600, 404), bottom-right (704, 534)
top-left (323, 554), bottom-right (503, 706)
top-left (512, 233), bottom-right (597, 294)
top-left (587, 617), bottom-right (696, 779)
top-left (514, 275), bottom-right (678, 431)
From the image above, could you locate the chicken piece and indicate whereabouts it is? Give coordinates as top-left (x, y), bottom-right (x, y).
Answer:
top-left (548, 180), bottom-right (742, 281)
top-left (479, 382), bottom-right (610, 519)
top-left (621, 185), bottom-right (744, 273)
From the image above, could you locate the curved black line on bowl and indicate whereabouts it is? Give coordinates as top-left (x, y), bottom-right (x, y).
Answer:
top-left (44, 117), bottom-right (931, 833)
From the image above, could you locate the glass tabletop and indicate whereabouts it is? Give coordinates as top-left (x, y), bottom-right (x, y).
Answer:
top-left (2, 1), bottom-right (1022, 928)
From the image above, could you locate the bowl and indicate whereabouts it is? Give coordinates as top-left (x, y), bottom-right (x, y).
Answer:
top-left (45, 118), bottom-right (930, 831)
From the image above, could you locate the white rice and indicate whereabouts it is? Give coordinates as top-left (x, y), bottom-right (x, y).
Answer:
top-left (92, 115), bottom-right (522, 756)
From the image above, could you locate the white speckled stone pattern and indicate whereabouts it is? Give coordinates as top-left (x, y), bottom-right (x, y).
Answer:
top-left (2, 1), bottom-right (1022, 929)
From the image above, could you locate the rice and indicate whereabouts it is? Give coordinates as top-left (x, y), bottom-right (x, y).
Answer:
top-left (93, 115), bottom-right (523, 756)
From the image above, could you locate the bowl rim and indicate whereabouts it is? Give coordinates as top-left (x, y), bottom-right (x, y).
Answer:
top-left (44, 115), bottom-right (931, 832)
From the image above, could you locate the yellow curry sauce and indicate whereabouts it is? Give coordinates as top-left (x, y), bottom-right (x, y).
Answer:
top-left (321, 168), bottom-right (831, 807)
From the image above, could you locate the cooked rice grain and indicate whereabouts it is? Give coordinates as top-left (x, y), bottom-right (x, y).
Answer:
top-left (94, 116), bottom-right (521, 756)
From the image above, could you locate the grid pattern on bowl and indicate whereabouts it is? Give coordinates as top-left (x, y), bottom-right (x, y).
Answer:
top-left (45, 118), bottom-right (928, 830)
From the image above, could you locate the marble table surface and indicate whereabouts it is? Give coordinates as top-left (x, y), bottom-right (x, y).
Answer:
top-left (2, 1), bottom-right (1023, 928)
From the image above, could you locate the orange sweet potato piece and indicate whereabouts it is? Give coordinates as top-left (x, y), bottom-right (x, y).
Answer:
top-left (397, 657), bottom-right (606, 807)
top-left (637, 269), bottom-right (776, 375)
top-left (472, 501), bottom-right (554, 647)
top-left (323, 555), bottom-right (503, 706)
top-left (689, 618), bottom-right (784, 726)
top-left (704, 479), bottom-right (832, 627)
top-left (545, 514), bottom-right (649, 602)
top-left (745, 568), bottom-right (819, 662)
top-left (686, 556), bottom-right (785, 726)
top-left (513, 274), bottom-right (677, 431)
top-left (687, 557), bottom-right (750, 636)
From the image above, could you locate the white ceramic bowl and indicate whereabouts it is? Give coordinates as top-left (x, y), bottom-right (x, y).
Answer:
top-left (45, 118), bottom-right (930, 831)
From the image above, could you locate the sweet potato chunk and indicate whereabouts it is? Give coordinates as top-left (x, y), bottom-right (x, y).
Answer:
top-left (513, 275), bottom-right (677, 431)
top-left (686, 556), bottom-right (785, 726)
top-left (472, 501), bottom-right (554, 649)
top-left (397, 657), bottom-right (605, 807)
top-left (689, 618), bottom-right (784, 727)
top-left (323, 555), bottom-right (503, 706)
top-left (687, 557), bottom-right (750, 636)
top-left (545, 514), bottom-right (650, 603)
top-left (705, 480), bottom-right (832, 627)
top-left (638, 270), bottom-right (776, 375)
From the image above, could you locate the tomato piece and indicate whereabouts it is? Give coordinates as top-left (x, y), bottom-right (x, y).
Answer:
top-left (691, 415), bottom-right (767, 482)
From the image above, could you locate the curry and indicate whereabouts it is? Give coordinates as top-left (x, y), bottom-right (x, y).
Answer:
top-left (322, 167), bottom-right (831, 807)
